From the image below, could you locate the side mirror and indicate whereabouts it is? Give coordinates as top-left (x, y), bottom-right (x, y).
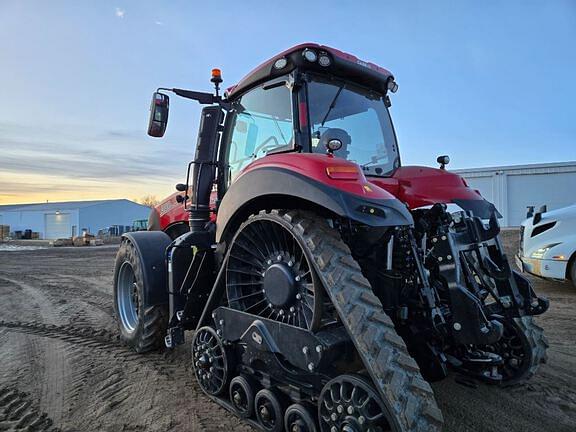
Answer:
top-left (533, 205), bottom-right (547, 225)
top-left (148, 92), bottom-right (169, 137)
top-left (437, 155), bottom-right (450, 170)
top-left (175, 183), bottom-right (187, 192)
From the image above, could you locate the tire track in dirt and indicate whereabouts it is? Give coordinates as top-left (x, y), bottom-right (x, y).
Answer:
top-left (0, 320), bottom-right (251, 432)
top-left (0, 275), bottom-right (72, 427)
top-left (0, 386), bottom-right (60, 432)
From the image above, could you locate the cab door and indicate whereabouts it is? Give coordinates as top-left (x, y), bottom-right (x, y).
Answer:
top-left (218, 76), bottom-right (295, 195)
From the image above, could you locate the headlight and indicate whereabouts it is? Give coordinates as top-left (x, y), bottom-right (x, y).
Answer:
top-left (531, 243), bottom-right (561, 259)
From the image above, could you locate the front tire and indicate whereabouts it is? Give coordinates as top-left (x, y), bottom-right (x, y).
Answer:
top-left (113, 240), bottom-right (168, 353)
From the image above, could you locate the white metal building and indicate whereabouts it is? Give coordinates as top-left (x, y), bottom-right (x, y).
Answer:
top-left (454, 161), bottom-right (576, 227)
top-left (0, 199), bottom-right (151, 239)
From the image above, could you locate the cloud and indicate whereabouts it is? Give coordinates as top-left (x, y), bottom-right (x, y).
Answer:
top-left (115, 8), bottom-right (125, 19)
top-left (155, 21), bottom-right (164, 26)
top-left (0, 121), bottom-right (195, 203)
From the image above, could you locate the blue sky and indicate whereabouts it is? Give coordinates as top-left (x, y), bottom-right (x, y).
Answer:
top-left (0, 0), bottom-right (574, 203)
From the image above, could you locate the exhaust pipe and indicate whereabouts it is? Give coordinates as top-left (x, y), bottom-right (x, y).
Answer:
top-left (188, 106), bottom-right (224, 233)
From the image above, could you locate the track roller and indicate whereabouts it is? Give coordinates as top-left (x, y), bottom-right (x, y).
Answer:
top-left (255, 388), bottom-right (285, 432)
top-left (229, 375), bottom-right (255, 418)
top-left (284, 403), bottom-right (318, 432)
top-left (192, 326), bottom-right (230, 396)
top-left (319, 374), bottom-right (391, 432)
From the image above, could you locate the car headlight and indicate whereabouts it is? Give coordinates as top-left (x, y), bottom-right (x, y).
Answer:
top-left (531, 243), bottom-right (561, 259)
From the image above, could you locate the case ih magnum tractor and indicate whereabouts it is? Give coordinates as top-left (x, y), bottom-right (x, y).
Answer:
top-left (114, 44), bottom-right (549, 432)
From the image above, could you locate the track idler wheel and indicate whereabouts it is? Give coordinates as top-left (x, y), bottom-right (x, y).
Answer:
top-left (480, 316), bottom-right (548, 385)
top-left (319, 375), bottom-right (391, 432)
top-left (284, 403), bottom-right (318, 432)
top-left (192, 326), bottom-right (230, 396)
top-left (229, 375), bottom-right (255, 418)
top-left (255, 389), bottom-right (285, 432)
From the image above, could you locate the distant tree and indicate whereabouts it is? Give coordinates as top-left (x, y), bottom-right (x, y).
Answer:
top-left (138, 195), bottom-right (159, 208)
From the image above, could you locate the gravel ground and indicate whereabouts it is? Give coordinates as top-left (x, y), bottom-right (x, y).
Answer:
top-left (0, 232), bottom-right (574, 431)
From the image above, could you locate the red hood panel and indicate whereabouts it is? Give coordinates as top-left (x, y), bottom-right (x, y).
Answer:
top-left (370, 166), bottom-right (484, 209)
top-left (155, 190), bottom-right (217, 231)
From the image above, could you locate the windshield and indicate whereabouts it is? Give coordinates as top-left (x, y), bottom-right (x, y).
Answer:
top-left (306, 75), bottom-right (400, 176)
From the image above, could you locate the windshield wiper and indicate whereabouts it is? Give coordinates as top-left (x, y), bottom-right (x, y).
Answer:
top-left (320, 84), bottom-right (345, 127)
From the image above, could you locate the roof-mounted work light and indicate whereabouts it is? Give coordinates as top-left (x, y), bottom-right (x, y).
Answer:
top-left (302, 49), bottom-right (318, 62)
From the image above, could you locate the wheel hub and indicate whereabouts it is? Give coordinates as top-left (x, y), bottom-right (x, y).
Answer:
top-left (260, 405), bottom-right (271, 422)
top-left (263, 262), bottom-right (297, 307)
top-left (116, 262), bottom-right (140, 333)
top-left (197, 353), bottom-right (211, 369)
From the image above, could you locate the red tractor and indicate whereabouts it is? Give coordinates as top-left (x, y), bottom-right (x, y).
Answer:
top-left (114, 43), bottom-right (549, 432)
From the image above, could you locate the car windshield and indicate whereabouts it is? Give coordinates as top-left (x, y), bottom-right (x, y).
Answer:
top-left (306, 75), bottom-right (400, 176)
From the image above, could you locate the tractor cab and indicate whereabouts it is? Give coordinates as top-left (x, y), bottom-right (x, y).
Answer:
top-left (222, 70), bottom-right (400, 185)
top-left (148, 43), bottom-right (401, 187)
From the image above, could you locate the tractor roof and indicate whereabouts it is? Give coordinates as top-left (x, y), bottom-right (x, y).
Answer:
top-left (225, 43), bottom-right (394, 100)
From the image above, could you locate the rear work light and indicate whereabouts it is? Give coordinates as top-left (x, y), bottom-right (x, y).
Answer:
top-left (273, 57), bottom-right (288, 69)
top-left (318, 52), bottom-right (331, 67)
top-left (326, 166), bottom-right (359, 180)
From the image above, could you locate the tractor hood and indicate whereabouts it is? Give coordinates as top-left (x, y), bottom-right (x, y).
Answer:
top-left (369, 166), bottom-right (500, 219)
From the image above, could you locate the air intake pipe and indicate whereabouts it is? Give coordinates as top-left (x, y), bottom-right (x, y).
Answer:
top-left (189, 106), bottom-right (224, 233)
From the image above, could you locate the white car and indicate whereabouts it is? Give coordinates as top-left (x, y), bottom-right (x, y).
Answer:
top-left (517, 203), bottom-right (576, 288)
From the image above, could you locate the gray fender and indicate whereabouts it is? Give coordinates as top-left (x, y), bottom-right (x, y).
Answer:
top-left (122, 231), bottom-right (172, 306)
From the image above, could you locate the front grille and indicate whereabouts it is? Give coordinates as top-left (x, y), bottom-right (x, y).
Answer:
top-left (519, 226), bottom-right (525, 255)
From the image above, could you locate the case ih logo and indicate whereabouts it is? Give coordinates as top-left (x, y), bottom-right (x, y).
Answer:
top-left (159, 200), bottom-right (178, 216)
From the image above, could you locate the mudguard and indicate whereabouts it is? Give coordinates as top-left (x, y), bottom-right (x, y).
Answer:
top-left (121, 231), bottom-right (172, 306)
top-left (215, 165), bottom-right (414, 242)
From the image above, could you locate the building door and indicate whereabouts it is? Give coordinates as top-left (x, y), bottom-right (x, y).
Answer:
top-left (45, 213), bottom-right (71, 239)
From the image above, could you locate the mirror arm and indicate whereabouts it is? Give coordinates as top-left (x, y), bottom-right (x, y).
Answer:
top-left (158, 88), bottom-right (230, 110)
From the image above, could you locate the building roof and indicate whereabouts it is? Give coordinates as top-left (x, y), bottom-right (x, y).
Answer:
top-left (453, 160), bottom-right (576, 175)
top-left (0, 199), bottom-right (142, 213)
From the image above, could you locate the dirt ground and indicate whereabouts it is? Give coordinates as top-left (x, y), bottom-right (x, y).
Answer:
top-left (0, 231), bottom-right (574, 432)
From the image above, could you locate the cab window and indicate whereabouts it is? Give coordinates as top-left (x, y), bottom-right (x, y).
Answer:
top-left (225, 79), bottom-right (293, 183)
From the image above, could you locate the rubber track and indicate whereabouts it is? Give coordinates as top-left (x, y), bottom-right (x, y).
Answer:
top-left (0, 386), bottom-right (60, 432)
top-left (275, 210), bottom-right (444, 432)
top-left (504, 316), bottom-right (549, 386)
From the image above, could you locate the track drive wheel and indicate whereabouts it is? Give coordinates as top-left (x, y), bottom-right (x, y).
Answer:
top-left (226, 211), bottom-right (337, 331)
top-left (113, 239), bottom-right (168, 353)
top-left (285, 403), bottom-right (318, 432)
top-left (192, 326), bottom-right (230, 396)
top-left (280, 210), bottom-right (443, 432)
top-left (229, 375), bottom-right (255, 418)
top-left (255, 389), bottom-right (285, 432)
top-left (482, 316), bottom-right (548, 386)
